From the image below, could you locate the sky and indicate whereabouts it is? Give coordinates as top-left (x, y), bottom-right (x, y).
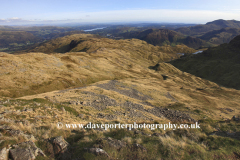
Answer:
top-left (1, 0), bottom-right (240, 25)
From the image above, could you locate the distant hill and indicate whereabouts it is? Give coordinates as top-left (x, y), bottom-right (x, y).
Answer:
top-left (0, 31), bottom-right (41, 48)
top-left (119, 29), bottom-right (211, 49)
top-left (175, 19), bottom-right (240, 37)
top-left (27, 33), bottom-right (196, 59)
top-left (0, 28), bottom-right (84, 52)
top-left (0, 33), bottom-right (196, 97)
top-left (170, 35), bottom-right (240, 89)
top-left (199, 27), bottom-right (240, 44)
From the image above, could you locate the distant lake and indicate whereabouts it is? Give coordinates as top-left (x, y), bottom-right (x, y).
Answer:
top-left (83, 27), bottom-right (106, 32)
top-left (193, 51), bottom-right (203, 54)
top-left (176, 51), bottom-right (203, 56)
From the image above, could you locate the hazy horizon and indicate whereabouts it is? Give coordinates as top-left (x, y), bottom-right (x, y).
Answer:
top-left (1, 0), bottom-right (240, 25)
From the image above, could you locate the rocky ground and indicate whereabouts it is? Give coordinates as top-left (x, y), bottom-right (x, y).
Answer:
top-left (0, 79), bottom-right (239, 159)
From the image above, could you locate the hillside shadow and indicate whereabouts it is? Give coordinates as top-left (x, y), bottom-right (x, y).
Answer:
top-left (54, 40), bottom-right (85, 53)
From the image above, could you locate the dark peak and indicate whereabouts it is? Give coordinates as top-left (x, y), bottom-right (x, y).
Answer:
top-left (206, 19), bottom-right (240, 26)
top-left (229, 35), bottom-right (240, 49)
top-left (206, 19), bottom-right (227, 25)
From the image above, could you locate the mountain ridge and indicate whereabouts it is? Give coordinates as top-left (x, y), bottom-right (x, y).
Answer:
top-left (175, 19), bottom-right (240, 37)
top-left (119, 28), bottom-right (211, 49)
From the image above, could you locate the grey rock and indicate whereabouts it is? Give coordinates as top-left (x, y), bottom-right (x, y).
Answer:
top-left (10, 148), bottom-right (36, 160)
top-left (24, 134), bottom-right (36, 142)
top-left (0, 147), bottom-right (9, 160)
top-left (44, 96), bottom-right (50, 100)
top-left (22, 120), bottom-right (30, 126)
top-left (44, 106), bottom-right (50, 109)
top-left (78, 114), bottom-right (85, 119)
top-left (84, 148), bottom-right (110, 157)
top-left (82, 101), bottom-right (87, 105)
top-left (60, 107), bottom-right (66, 112)
top-left (10, 141), bottom-right (45, 160)
top-left (69, 101), bottom-right (81, 105)
top-left (16, 110), bottom-right (21, 113)
top-left (52, 136), bottom-right (69, 154)
top-left (8, 129), bottom-right (24, 136)
top-left (76, 101), bottom-right (81, 105)
top-left (23, 108), bottom-right (33, 112)
top-left (34, 103), bottom-right (41, 107)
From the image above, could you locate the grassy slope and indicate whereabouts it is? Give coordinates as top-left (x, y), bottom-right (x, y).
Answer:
top-left (0, 31), bottom-right (40, 47)
top-left (0, 33), bottom-right (240, 159)
top-left (199, 28), bottom-right (240, 45)
top-left (170, 35), bottom-right (240, 90)
top-left (1, 34), bottom-right (196, 97)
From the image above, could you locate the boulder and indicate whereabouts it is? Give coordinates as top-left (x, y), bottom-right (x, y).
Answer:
top-left (10, 141), bottom-right (45, 160)
top-left (10, 148), bottom-right (35, 160)
top-left (0, 147), bottom-right (9, 160)
top-left (52, 136), bottom-right (69, 154)
top-left (38, 139), bottom-right (55, 158)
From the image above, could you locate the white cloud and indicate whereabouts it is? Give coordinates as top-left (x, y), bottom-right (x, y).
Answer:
top-left (9, 17), bottom-right (21, 20)
top-left (1, 9), bottom-right (240, 25)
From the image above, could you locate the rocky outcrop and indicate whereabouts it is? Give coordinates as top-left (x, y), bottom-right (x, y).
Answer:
top-left (9, 141), bottom-right (45, 160)
top-left (0, 148), bottom-right (9, 160)
top-left (52, 136), bottom-right (69, 154)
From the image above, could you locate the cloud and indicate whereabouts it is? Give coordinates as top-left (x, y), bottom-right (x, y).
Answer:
top-left (1, 9), bottom-right (240, 25)
top-left (0, 17), bottom-right (28, 24)
top-left (9, 17), bottom-right (21, 20)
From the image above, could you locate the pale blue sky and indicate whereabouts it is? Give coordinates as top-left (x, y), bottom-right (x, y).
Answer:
top-left (1, 0), bottom-right (240, 25)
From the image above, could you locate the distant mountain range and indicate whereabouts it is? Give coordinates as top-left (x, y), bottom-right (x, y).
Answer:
top-left (119, 28), bottom-right (212, 49)
top-left (1, 19), bottom-right (240, 52)
top-left (118, 19), bottom-right (240, 49)
top-left (175, 19), bottom-right (240, 36)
